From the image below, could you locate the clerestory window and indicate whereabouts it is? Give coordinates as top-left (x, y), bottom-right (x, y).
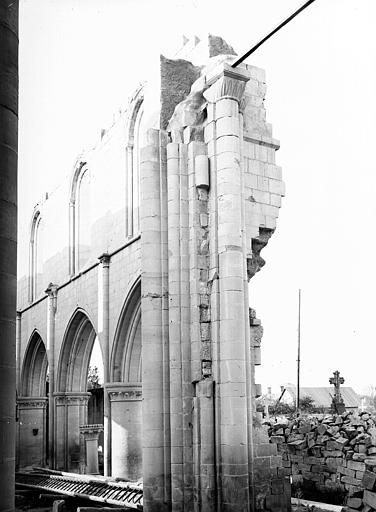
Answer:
top-left (69, 162), bottom-right (91, 275)
top-left (29, 209), bottom-right (44, 302)
top-left (125, 94), bottom-right (144, 239)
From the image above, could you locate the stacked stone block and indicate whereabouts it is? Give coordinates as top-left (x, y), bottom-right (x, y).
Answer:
top-left (250, 312), bottom-right (291, 511)
top-left (268, 411), bottom-right (376, 511)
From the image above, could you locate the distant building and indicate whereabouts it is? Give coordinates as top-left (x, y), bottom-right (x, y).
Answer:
top-left (284, 386), bottom-right (360, 412)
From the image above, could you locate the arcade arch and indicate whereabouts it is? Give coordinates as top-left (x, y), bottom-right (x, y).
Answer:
top-left (55, 310), bottom-right (103, 472)
top-left (109, 279), bottom-right (142, 480)
top-left (18, 331), bottom-right (48, 468)
top-left (111, 279), bottom-right (141, 383)
top-left (21, 330), bottom-right (48, 397)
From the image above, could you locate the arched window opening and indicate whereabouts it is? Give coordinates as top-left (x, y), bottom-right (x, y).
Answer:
top-left (69, 163), bottom-right (91, 275)
top-left (76, 167), bottom-right (91, 270)
top-left (126, 95), bottom-right (144, 239)
top-left (132, 107), bottom-right (143, 235)
top-left (29, 210), bottom-right (44, 302)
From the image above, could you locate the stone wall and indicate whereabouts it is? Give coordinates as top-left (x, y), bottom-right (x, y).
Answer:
top-left (268, 411), bottom-right (376, 511)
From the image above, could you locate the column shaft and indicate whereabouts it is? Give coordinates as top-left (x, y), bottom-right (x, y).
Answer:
top-left (99, 254), bottom-right (110, 476)
top-left (140, 129), bottom-right (170, 510)
top-left (0, 1), bottom-right (18, 508)
top-left (46, 284), bottom-right (58, 468)
top-left (204, 66), bottom-right (252, 511)
top-left (16, 312), bottom-right (21, 392)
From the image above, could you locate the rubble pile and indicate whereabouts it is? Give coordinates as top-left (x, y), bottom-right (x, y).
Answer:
top-left (267, 411), bottom-right (376, 511)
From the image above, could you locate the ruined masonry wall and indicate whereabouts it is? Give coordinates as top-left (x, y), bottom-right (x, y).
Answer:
top-left (268, 411), bottom-right (376, 511)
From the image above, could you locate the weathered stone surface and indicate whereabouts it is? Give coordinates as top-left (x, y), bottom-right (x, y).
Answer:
top-left (208, 34), bottom-right (237, 58)
top-left (363, 489), bottom-right (376, 508)
top-left (160, 56), bottom-right (201, 131)
top-left (347, 460), bottom-right (366, 472)
top-left (363, 470), bottom-right (376, 490)
top-left (347, 496), bottom-right (362, 508)
top-left (341, 475), bottom-right (362, 486)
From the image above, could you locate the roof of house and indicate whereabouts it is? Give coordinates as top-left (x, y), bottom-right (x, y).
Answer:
top-left (286, 386), bottom-right (360, 408)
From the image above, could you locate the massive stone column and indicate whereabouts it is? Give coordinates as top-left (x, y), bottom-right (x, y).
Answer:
top-left (203, 63), bottom-right (253, 511)
top-left (140, 128), bottom-right (171, 510)
top-left (46, 283), bottom-right (58, 468)
top-left (0, 1), bottom-right (18, 508)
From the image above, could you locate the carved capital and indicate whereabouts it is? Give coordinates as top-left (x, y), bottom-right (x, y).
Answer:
top-left (45, 282), bottom-right (58, 297)
top-left (18, 397), bottom-right (48, 409)
top-left (108, 389), bottom-right (142, 402)
top-left (54, 392), bottom-right (90, 406)
top-left (98, 253), bottom-right (110, 267)
top-left (80, 423), bottom-right (104, 439)
top-left (45, 283), bottom-right (58, 314)
top-left (204, 63), bottom-right (250, 104)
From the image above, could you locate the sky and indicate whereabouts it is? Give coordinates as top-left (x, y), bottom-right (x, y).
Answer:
top-left (19, 0), bottom-right (376, 396)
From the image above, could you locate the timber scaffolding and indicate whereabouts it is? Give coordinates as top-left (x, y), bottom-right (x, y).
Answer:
top-left (16, 468), bottom-right (143, 509)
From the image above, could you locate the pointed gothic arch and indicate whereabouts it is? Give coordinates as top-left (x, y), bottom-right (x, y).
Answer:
top-left (125, 87), bottom-right (144, 239)
top-left (57, 309), bottom-right (98, 393)
top-left (18, 331), bottom-right (49, 468)
top-left (55, 309), bottom-right (101, 472)
top-left (29, 206), bottom-right (44, 302)
top-left (21, 330), bottom-right (48, 397)
top-left (69, 161), bottom-right (92, 276)
top-left (111, 278), bottom-right (141, 383)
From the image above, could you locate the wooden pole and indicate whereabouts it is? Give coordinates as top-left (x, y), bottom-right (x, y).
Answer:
top-left (296, 289), bottom-right (301, 413)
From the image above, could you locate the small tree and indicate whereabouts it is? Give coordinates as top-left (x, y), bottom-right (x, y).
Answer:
top-left (87, 365), bottom-right (101, 389)
top-left (299, 395), bottom-right (325, 414)
top-left (299, 395), bottom-right (315, 411)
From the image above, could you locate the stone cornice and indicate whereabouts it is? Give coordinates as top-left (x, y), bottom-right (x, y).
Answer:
top-left (243, 132), bottom-right (280, 151)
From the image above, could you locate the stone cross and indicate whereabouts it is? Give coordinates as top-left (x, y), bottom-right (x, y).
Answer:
top-left (329, 370), bottom-right (344, 399)
top-left (329, 370), bottom-right (345, 413)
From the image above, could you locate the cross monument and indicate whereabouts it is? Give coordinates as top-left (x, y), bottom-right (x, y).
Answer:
top-left (329, 370), bottom-right (345, 414)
